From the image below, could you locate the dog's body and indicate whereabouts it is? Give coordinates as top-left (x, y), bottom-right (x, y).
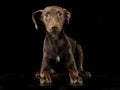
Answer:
top-left (32, 6), bottom-right (91, 85)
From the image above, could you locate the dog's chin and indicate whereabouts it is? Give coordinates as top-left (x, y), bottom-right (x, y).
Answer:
top-left (49, 31), bottom-right (60, 40)
top-left (50, 33), bottom-right (58, 40)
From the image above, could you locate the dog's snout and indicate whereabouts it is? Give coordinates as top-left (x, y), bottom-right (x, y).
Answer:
top-left (51, 26), bottom-right (58, 30)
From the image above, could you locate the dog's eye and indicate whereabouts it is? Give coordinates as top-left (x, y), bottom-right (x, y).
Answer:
top-left (57, 11), bottom-right (62, 16)
top-left (45, 12), bottom-right (50, 17)
top-left (59, 13), bottom-right (62, 16)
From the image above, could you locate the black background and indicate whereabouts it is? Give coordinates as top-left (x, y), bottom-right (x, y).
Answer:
top-left (0, 0), bottom-right (120, 90)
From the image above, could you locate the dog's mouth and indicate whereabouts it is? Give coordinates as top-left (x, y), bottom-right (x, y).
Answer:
top-left (50, 27), bottom-right (60, 33)
top-left (51, 28), bottom-right (60, 33)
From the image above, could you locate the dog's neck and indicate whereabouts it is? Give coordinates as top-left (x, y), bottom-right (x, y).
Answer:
top-left (45, 31), bottom-right (67, 50)
top-left (46, 31), bottom-right (65, 41)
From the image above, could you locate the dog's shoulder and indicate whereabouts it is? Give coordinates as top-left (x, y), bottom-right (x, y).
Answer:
top-left (68, 37), bottom-right (77, 45)
top-left (67, 37), bottom-right (77, 54)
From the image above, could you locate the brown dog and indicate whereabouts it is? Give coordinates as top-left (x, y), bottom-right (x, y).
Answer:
top-left (32, 6), bottom-right (91, 86)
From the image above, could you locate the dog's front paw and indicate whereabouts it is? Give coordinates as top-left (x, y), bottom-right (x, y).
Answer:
top-left (40, 72), bottom-right (52, 86)
top-left (69, 74), bottom-right (83, 86)
top-left (81, 71), bottom-right (91, 79)
top-left (71, 76), bottom-right (83, 85)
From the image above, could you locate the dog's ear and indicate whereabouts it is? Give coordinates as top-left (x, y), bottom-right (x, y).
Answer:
top-left (32, 10), bottom-right (43, 30)
top-left (63, 9), bottom-right (71, 24)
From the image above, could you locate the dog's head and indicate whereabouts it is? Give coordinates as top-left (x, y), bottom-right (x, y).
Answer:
top-left (32, 6), bottom-right (71, 34)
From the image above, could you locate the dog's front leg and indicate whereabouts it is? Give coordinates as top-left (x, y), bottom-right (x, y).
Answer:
top-left (76, 44), bottom-right (91, 79)
top-left (67, 48), bottom-right (83, 85)
top-left (40, 52), bottom-right (52, 85)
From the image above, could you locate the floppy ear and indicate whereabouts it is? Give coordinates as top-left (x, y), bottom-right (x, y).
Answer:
top-left (32, 10), bottom-right (43, 30)
top-left (63, 9), bottom-right (71, 24)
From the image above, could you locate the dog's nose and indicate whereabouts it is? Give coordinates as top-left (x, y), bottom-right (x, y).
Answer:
top-left (51, 26), bottom-right (58, 30)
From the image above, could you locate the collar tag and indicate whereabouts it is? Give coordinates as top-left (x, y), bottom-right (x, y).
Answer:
top-left (56, 55), bottom-right (60, 62)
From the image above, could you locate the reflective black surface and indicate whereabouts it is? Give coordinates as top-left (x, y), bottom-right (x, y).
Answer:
top-left (0, 73), bottom-right (120, 90)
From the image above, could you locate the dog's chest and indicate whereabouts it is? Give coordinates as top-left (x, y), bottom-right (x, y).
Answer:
top-left (49, 47), bottom-right (66, 62)
top-left (48, 40), bottom-right (67, 62)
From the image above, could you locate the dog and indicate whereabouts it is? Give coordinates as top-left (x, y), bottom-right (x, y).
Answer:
top-left (32, 6), bottom-right (91, 86)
